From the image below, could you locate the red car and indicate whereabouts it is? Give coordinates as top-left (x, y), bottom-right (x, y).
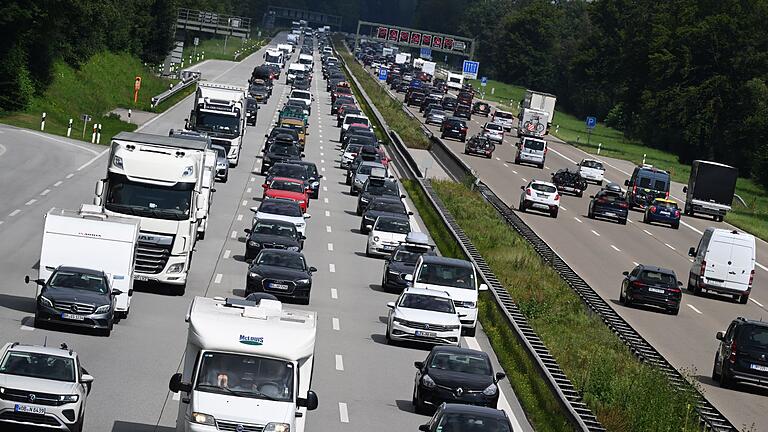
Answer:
top-left (262, 177), bottom-right (310, 212)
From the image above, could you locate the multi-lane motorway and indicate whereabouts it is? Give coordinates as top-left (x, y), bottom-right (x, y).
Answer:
top-left (0, 34), bottom-right (533, 432)
top-left (359, 63), bottom-right (768, 429)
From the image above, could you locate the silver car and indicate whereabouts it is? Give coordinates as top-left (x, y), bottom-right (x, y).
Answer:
top-left (211, 144), bottom-right (229, 183)
top-left (482, 122), bottom-right (505, 144)
top-left (350, 161), bottom-right (388, 195)
top-left (426, 109), bottom-right (448, 126)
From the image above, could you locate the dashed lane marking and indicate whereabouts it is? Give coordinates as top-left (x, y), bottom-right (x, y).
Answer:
top-left (327, 243), bottom-right (334, 251)
top-left (223, 250), bottom-right (231, 259)
top-left (237, 214), bottom-right (243, 221)
top-left (687, 304), bottom-right (703, 314)
top-left (574, 217), bottom-right (583, 223)
top-left (40, 189), bottom-right (50, 196)
top-left (24, 200), bottom-right (36, 206)
top-left (54, 181), bottom-right (63, 187)
top-left (9, 209), bottom-right (21, 217)
top-left (331, 288), bottom-right (338, 299)
top-left (610, 245), bottom-right (621, 252)
top-left (750, 298), bottom-right (765, 308)
top-left (214, 274), bottom-right (222, 284)
top-left (335, 354), bottom-right (344, 371)
top-left (332, 317), bottom-right (340, 330)
top-left (230, 231), bottom-right (237, 239)
top-left (591, 230), bottom-right (600, 237)
top-left (338, 403), bottom-right (349, 423)
top-left (329, 264), bottom-right (336, 273)
top-left (325, 210), bottom-right (330, 217)
top-left (665, 243), bottom-right (675, 250)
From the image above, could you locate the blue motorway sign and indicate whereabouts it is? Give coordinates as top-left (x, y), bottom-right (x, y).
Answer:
top-left (586, 116), bottom-right (597, 129)
top-left (378, 67), bottom-right (388, 81)
top-left (420, 47), bottom-right (432, 59)
top-left (462, 60), bottom-right (480, 79)
top-left (480, 76), bottom-right (488, 87)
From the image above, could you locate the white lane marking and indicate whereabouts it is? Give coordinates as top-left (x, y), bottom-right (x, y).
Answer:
top-left (332, 317), bottom-right (340, 330)
top-left (53, 181), bottom-right (63, 187)
top-left (237, 214), bottom-right (243, 221)
top-left (0, 221), bottom-right (4, 226)
top-left (321, 167), bottom-right (326, 172)
top-left (326, 225), bottom-right (332, 233)
top-left (242, 200), bottom-right (248, 206)
top-left (325, 210), bottom-right (330, 217)
top-left (544, 165), bottom-right (551, 169)
top-left (323, 186), bottom-right (328, 192)
top-left (246, 187), bottom-right (252, 193)
top-left (495, 157), bottom-right (501, 161)
top-left (324, 197), bottom-right (329, 204)
top-left (329, 264), bottom-right (336, 273)
top-left (321, 159), bottom-right (325, 164)
top-left (335, 354), bottom-right (344, 371)
top-left (66, 173), bottom-right (74, 179)
top-left (503, 163), bottom-right (508, 167)
top-left (541, 144), bottom-right (577, 164)
top-left (20, 325), bottom-right (35, 331)
top-left (665, 243), bottom-right (676, 250)
top-left (512, 170), bottom-right (518, 174)
top-left (320, 144), bottom-right (323, 148)
top-left (230, 231), bottom-right (237, 239)
top-left (574, 217), bottom-right (583, 223)
top-left (40, 189), bottom-right (50, 196)
top-left (9, 209), bottom-right (21, 217)
top-left (338, 403), bottom-right (349, 423)
top-left (76, 149), bottom-right (110, 171)
top-left (643, 229), bottom-right (653, 236)
top-left (632, 261), bottom-right (639, 266)
top-left (328, 243), bottom-right (334, 251)
top-left (687, 304), bottom-right (703, 315)
top-left (331, 288), bottom-right (338, 299)
top-left (679, 220), bottom-right (703, 234)
top-left (320, 152), bottom-right (324, 156)
top-left (626, 219), bottom-right (634, 224)
top-left (750, 298), bottom-right (765, 308)
top-left (223, 250), bottom-right (231, 259)
top-left (521, 178), bottom-right (527, 182)
top-left (755, 262), bottom-right (768, 272)
top-left (611, 245), bottom-right (621, 252)
top-left (250, 176), bottom-right (256, 182)
top-left (25, 199), bottom-right (36, 206)
top-left (591, 230), bottom-right (600, 237)
top-left (560, 206), bottom-right (567, 211)
top-left (172, 393), bottom-right (180, 401)
top-left (214, 274), bottom-right (223, 284)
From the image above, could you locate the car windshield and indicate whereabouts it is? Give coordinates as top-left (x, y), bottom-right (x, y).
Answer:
top-left (259, 201), bottom-right (302, 217)
top-left (639, 270), bottom-right (676, 286)
top-left (265, 52), bottom-right (282, 63)
top-left (49, 270), bottom-right (109, 294)
top-left (346, 144), bottom-right (363, 154)
top-left (399, 293), bottom-right (455, 313)
top-left (271, 180), bottom-right (305, 193)
top-left (253, 221), bottom-right (297, 238)
top-left (531, 183), bottom-right (556, 193)
top-left (346, 117), bottom-right (369, 126)
top-left (212, 146), bottom-right (227, 159)
top-left (195, 351), bottom-right (294, 402)
top-left (299, 164), bottom-right (318, 178)
top-left (437, 412), bottom-right (511, 432)
top-left (279, 122), bottom-right (304, 132)
top-left (598, 191), bottom-right (625, 202)
top-left (417, 263), bottom-right (475, 289)
top-left (358, 164), bottom-right (382, 176)
top-left (269, 143), bottom-right (300, 156)
top-left (195, 112), bottom-right (240, 135)
top-left (0, 351), bottom-right (76, 382)
top-left (429, 352), bottom-right (491, 376)
top-left (375, 217), bottom-right (410, 234)
top-left (291, 91), bottom-right (311, 100)
top-left (581, 160), bottom-right (604, 170)
top-left (523, 139), bottom-right (545, 151)
top-left (637, 173), bottom-right (669, 191)
top-left (256, 252), bottom-right (305, 270)
top-left (430, 110), bottom-right (446, 116)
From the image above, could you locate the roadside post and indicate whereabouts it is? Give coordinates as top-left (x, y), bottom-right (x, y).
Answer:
top-left (40, 112), bottom-right (46, 131)
top-left (96, 124), bottom-right (102, 144)
top-left (67, 118), bottom-right (73, 137)
top-left (585, 116), bottom-right (597, 146)
top-left (81, 114), bottom-right (91, 139)
top-left (91, 124), bottom-right (97, 143)
top-left (133, 76), bottom-right (142, 104)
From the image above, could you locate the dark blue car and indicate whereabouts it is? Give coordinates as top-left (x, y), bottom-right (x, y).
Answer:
top-left (643, 198), bottom-right (681, 229)
top-left (587, 184), bottom-right (629, 225)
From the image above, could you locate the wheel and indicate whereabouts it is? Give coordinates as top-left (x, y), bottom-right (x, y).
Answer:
top-left (518, 199), bottom-right (526, 212)
top-left (669, 306), bottom-right (680, 315)
top-left (597, 180), bottom-right (603, 186)
top-left (461, 136), bottom-right (466, 143)
top-left (175, 283), bottom-right (187, 296)
top-left (222, 174), bottom-right (228, 183)
top-left (588, 208), bottom-right (594, 219)
top-left (34, 314), bottom-right (43, 329)
top-left (719, 363), bottom-right (733, 388)
top-left (713, 214), bottom-right (719, 221)
top-left (693, 278), bottom-right (702, 295)
top-left (350, 187), bottom-right (357, 196)
top-left (711, 355), bottom-right (721, 381)
top-left (412, 386), bottom-right (427, 414)
top-left (300, 293), bottom-right (311, 305)
top-left (689, 209), bottom-right (695, 217)
top-left (550, 209), bottom-right (558, 218)
top-left (739, 293), bottom-right (749, 304)
top-left (441, 133), bottom-right (446, 139)
top-left (345, 175), bottom-right (351, 185)
top-left (463, 325), bottom-right (477, 337)
top-left (672, 222), bottom-right (679, 229)
top-left (71, 412), bottom-right (84, 432)
top-left (619, 286), bottom-right (626, 304)
top-left (576, 190), bottom-right (583, 198)
top-left (102, 320), bottom-right (113, 337)
top-left (198, 230), bottom-right (206, 241)
top-left (514, 157), bottom-right (520, 165)
top-left (620, 218), bottom-right (627, 225)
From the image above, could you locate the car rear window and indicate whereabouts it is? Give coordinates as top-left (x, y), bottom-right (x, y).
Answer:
top-left (495, 111), bottom-right (513, 119)
top-left (639, 270), bottom-right (676, 286)
top-left (531, 183), bottom-right (556, 193)
top-left (523, 139), bottom-right (545, 151)
top-left (654, 201), bottom-right (678, 210)
top-left (581, 160), bottom-right (604, 170)
top-left (738, 325), bottom-right (768, 348)
top-left (486, 124), bottom-right (503, 131)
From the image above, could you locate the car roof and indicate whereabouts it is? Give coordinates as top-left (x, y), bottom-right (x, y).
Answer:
top-left (257, 249), bottom-right (304, 258)
top-left (370, 196), bottom-right (403, 204)
top-left (440, 403), bottom-right (507, 417)
top-left (431, 345), bottom-right (489, 358)
top-left (530, 179), bottom-right (557, 188)
top-left (376, 213), bottom-right (409, 222)
top-left (420, 255), bottom-right (473, 268)
top-left (56, 266), bottom-right (106, 277)
top-left (636, 264), bottom-right (676, 275)
top-left (5, 342), bottom-right (77, 359)
top-left (402, 287), bottom-right (452, 298)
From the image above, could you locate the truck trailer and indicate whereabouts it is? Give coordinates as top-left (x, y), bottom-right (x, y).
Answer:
top-left (683, 160), bottom-right (738, 221)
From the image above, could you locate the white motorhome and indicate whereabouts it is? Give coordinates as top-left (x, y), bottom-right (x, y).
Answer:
top-left (277, 43), bottom-right (294, 56)
top-left (517, 107), bottom-right (550, 138)
top-left (446, 72), bottom-right (464, 90)
top-left (264, 49), bottom-right (285, 68)
top-left (95, 132), bottom-right (210, 294)
top-left (688, 228), bottom-right (756, 303)
top-left (169, 297), bottom-right (319, 432)
top-left (38, 204), bottom-right (140, 317)
top-left (188, 82), bottom-right (246, 167)
top-left (522, 90), bottom-right (557, 131)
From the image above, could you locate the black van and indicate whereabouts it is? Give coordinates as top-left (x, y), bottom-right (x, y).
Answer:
top-left (625, 166), bottom-right (671, 209)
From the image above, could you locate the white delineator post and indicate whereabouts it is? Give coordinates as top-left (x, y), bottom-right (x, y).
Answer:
top-left (67, 118), bottom-right (73, 137)
top-left (40, 112), bottom-right (46, 131)
top-left (96, 124), bottom-right (102, 144)
top-left (91, 124), bottom-right (97, 143)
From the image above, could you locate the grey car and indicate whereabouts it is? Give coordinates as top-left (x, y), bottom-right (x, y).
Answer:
top-left (426, 109), bottom-right (448, 126)
top-left (350, 161), bottom-right (387, 196)
top-left (211, 144), bottom-right (229, 183)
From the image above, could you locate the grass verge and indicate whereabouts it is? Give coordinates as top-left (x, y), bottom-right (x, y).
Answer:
top-left (332, 37), bottom-right (431, 150)
top-left (182, 37), bottom-right (267, 66)
top-left (401, 180), bottom-right (574, 431)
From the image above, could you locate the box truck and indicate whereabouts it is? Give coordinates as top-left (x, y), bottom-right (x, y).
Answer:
top-left (683, 160), bottom-right (738, 221)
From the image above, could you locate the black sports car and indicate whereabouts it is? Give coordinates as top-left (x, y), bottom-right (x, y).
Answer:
top-left (246, 249), bottom-right (316, 304)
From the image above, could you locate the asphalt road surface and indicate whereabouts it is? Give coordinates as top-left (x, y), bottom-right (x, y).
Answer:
top-left (359, 62), bottom-right (768, 430)
top-left (0, 34), bottom-right (532, 432)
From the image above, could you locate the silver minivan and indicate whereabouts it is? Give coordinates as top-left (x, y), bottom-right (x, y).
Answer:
top-left (688, 228), bottom-right (756, 303)
top-left (514, 137), bottom-right (547, 169)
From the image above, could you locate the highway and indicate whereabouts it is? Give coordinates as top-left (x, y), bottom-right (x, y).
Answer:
top-left (0, 33), bottom-right (532, 432)
top-left (356, 60), bottom-right (768, 430)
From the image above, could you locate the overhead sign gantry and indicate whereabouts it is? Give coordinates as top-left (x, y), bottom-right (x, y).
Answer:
top-left (354, 21), bottom-right (476, 60)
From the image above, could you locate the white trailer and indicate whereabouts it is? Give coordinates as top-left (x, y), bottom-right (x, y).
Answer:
top-left (446, 72), bottom-right (464, 90)
top-left (277, 43), bottom-right (294, 55)
top-left (169, 297), bottom-right (319, 432)
top-left (518, 107), bottom-right (550, 138)
top-left (39, 204), bottom-right (139, 317)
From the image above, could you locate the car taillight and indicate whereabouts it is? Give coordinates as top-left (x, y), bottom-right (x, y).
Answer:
top-left (650, 206), bottom-right (657, 213)
top-left (674, 210), bottom-right (680, 218)
top-left (700, 260), bottom-right (707, 277)
top-left (666, 191), bottom-right (670, 199)
top-left (554, 194), bottom-right (560, 201)
top-left (618, 202), bottom-right (629, 208)
top-left (633, 185), bottom-right (637, 195)
top-left (631, 280), bottom-right (645, 288)
top-left (461, 127), bottom-right (468, 132)
top-left (749, 269), bottom-right (755, 287)
top-left (729, 340), bottom-right (737, 363)
top-left (669, 287), bottom-right (681, 293)
top-left (526, 189), bottom-right (532, 196)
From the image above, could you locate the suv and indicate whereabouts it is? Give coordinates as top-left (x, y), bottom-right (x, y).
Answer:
top-left (712, 317), bottom-right (768, 389)
top-left (587, 184), bottom-right (629, 224)
top-left (0, 342), bottom-right (93, 432)
top-left (619, 264), bottom-right (683, 315)
top-left (464, 135), bottom-right (495, 159)
top-left (440, 118), bottom-right (468, 142)
top-left (518, 180), bottom-right (560, 218)
top-left (625, 165), bottom-right (671, 209)
top-left (453, 103), bottom-right (472, 120)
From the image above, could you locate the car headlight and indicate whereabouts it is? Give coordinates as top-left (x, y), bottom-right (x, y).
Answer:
top-left (248, 240), bottom-right (259, 247)
top-left (392, 317), bottom-right (406, 324)
top-left (94, 304), bottom-right (111, 314)
top-left (191, 412), bottom-right (215, 426)
top-left (421, 374), bottom-right (436, 389)
top-left (373, 236), bottom-right (380, 242)
top-left (167, 263), bottom-right (184, 274)
top-left (354, 178), bottom-right (364, 185)
top-left (360, 197), bottom-right (369, 203)
top-left (264, 423), bottom-right (290, 432)
top-left (482, 383), bottom-right (498, 396)
top-left (58, 394), bottom-right (79, 403)
top-left (296, 278), bottom-right (311, 285)
top-left (112, 155), bottom-right (124, 169)
top-left (249, 272), bottom-right (262, 279)
top-left (446, 324), bottom-right (461, 330)
top-left (287, 246), bottom-right (300, 251)
top-left (458, 301), bottom-right (476, 308)
top-left (39, 296), bottom-right (53, 308)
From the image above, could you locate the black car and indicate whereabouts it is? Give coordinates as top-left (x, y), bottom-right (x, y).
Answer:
top-left (264, 127), bottom-right (301, 147)
top-left (441, 96), bottom-right (458, 111)
top-left (440, 118), bottom-right (468, 142)
top-left (245, 97), bottom-right (259, 126)
top-left (418, 404), bottom-right (513, 432)
top-left (360, 196), bottom-right (412, 234)
top-left (420, 96), bottom-right (443, 113)
top-left (406, 90), bottom-right (427, 107)
top-left (472, 101), bottom-right (491, 116)
top-left (453, 103), bottom-right (472, 120)
top-left (292, 160), bottom-right (323, 199)
top-left (624, 165), bottom-right (671, 209)
top-left (260, 139), bottom-right (303, 175)
top-left (292, 77), bottom-right (311, 91)
top-left (357, 177), bottom-right (403, 215)
top-left (342, 128), bottom-right (377, 149)
top-left (249, 83), bottom-right (270, 103)
top-left (246, 250), bottom-right (316, 304)
top-left (587, 184), bottom-right (629, 224)
top-left (382, 238), bottom-right (436, 292)
top-left (551, 168), bottom-right (587, 197)
top-left (28, 266), bottom-right (121, 336)
top-left (712, 317), bottom-right (768, 389)
top-left (265, 163), bottom-right (310, 189)
top-left (245, 218), bottom-right (304, 259)
top-left (620, 264), bottom-right (683, 315)
top-left (422, 103), bottom-right (443, 118)
top-left (464, 135), bottom-right (494, 158)
top-left (413, 346), bottom-right (506, 413)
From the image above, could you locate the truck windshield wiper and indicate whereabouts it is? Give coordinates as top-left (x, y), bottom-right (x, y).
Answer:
top-left (196, 384), bottom-right (237, 396)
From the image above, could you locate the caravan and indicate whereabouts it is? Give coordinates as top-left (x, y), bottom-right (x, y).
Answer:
top-left (446, 72), bottom-right (464, 91)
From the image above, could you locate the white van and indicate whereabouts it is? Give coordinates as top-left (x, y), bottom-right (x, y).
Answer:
top-left (687, 228), bottom-right (755, 303)
top-left (298, 53), bottom-right (313, 70)
top-left (405, 255), bottom-right (488, 336)
top-left (286, 63), bottom-right (306, 83)
top-left (514, 136), bottom-right (548, 169)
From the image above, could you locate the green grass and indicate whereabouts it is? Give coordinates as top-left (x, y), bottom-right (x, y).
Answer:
top-left (182, 37), bottom-right (267, 66)
top-left (401, 180), bottom-right (575, 431)
top-left (0, 51), bottom-right (192, 144)
top-left (466, 78), bottom-right (525, 112)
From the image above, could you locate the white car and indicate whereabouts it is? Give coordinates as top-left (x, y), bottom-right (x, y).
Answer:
top-left (386, 288), bottom-right (462, 346)
top-left (366, 215), bottom-right (411, 257)
top-left (0, 342), bottom-right (93, 432)
top-left (482, 122), bottom-right (505, 144)
top-left (251, 198), bottom-right (311, 236)
top-left (492, 109), bottom-right (515, 131)
top-left (519, 180), bottom-right (560, 218)
top-left (578, 159), bottom-right (606, 185)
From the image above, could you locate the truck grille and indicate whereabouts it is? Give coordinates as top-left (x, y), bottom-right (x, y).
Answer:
top-left (136, 231), bottom-right (173, 274)
top-left (54, 301), bottom-right (95, 315)
top-left (217, 420), bottom-right (264, 432)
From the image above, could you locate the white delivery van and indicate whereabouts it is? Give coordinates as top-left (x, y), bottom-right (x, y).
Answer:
top-left (169, 297), bottom-right (318, 432)
top-left (688, 228), bottom-right (756, 303)
top-left (514, 136), bottom-right (548, 169)
top-left (39, 204), bottom-right (140, 317)
top-left (405, 255), bottom-right (488, 336)
top-left (298, 54), bottom-right (313, 71)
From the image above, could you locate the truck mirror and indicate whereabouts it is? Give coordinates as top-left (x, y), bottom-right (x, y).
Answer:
top-left (624, 180), bottom-right (630, 186)
top-left (94, 179), bottom-right (105, 198)
top-left (24, 275), bottom-right (30, 284)
top-left (244, 228), bottom-right (252, 234)
top-left (93, 196), bottom-right (102, 206)
top-left (169, 373), bottom-right (192, 393)
top-left (298, 390), bottom-right (319, 410)
top-left (387, 302), bottom-right (396, 309)
top-left (111, 289), bottom-right (124, 296)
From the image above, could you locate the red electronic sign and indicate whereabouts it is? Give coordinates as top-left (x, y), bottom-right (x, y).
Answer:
top-left (388, 28), bottom-right (399, 41)
top-left (410, 32), bottom-right (421, 45)
top-left (421, 34), bottom-right (432, 46)
top-left (377, 27), bottom-right (388, 39)
top-left (432, 35), bottom-right (443, 49)
top-left (399, 30), bottom-right (410, 43)
top-left (443, 38), bottom-right (454, 50)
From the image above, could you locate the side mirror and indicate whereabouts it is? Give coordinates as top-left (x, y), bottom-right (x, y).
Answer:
top-left (94, 179), bottom-right (105, 198)
top-left (265, 134), bottom-right (270, 138)
top-left (195, 209), bottom-right (206, 220)
top-left (688, 247), bottom-right (696, 257)
top-left (168, 373), bottom-right (192, 393)
top-left (365, 225), bottom-right (373, 230)
top-left (479, 283), bottom-right (489, 291)
top-left (318, 175), bottom-right (324, 179)
top-left (400, 194), bottom-right (406, 199)
top-left (261, 148), bottom-right (266, 153)
top-left (250, 207), bottom-right (259, 213)
top-left (622, 271), bottom-right (629, 276)
top-left (298, 390), bottom-right (319, 410)
top-left (81, 374), bottom-right (94, 384)
top-left (300, 235), bottom-right (307, 240)
top-left (414, 361), bottom-right (424, 369)
top-left (419, 426), bottom-right (430, 432)
top-left (589, 195), bottom-right (595, 199)
top-left (624, 180), bottom-right (630, 186)
top-left (303, 214), bottom-right (312, 219)
top-left (309, 266), bottom-right (317, 273)
top-left (520, 185), bottom-right (525, 190)
top-left (716, 331), bottom-right (724, 341)
top-left (301, 153), bottom-right (306, 158)
top-left (408, 211), bottom-right (414, 215)
top-left (111, 289), bottom-right (123, 296)
top-left (682, 186), bottom-right (688, 193)
top-left (244, 228), bottom-right (252, 234)
top-left (677, 281), bottom-right (683, 286)
top-left (404, 274), bottom-right (414, 282)
top-left (24, 275), bottom-right (30, 284)
top-left (495, 372), bottom-right (506, 381)
top-left (387, 301), bottom-right (396, 309)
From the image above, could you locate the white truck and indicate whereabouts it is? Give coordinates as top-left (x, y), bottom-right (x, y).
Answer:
top-left (264, 49), bottom-right (285, 68)
top-left (395, 53), bottom-right (411, 65)
top-left (277, 43), bottom-right (294, 56)
top-left (38, 204), bottom-right (140, 318)
top-left (517, 107), bottom-right (550, 138)
top-left (522, 90), bottom-right (556, 133)
top-left (298, 53), bottom-right (314, 71)
top-left (287, 33), bottom-right (299, 45)
top-left (187, 82), bottom-right (246, 167)
top-left (169, 297), bottom-right (319, 432)
top-left (94, 132), bottom-right (211, 294)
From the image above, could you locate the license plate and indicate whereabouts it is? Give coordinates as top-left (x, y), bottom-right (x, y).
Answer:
top-left (270, 283), bottom-right (289, 290)
top-left (750, 364), bottom-right (768, 372)
top-left (605, 212), bottom-right (616, 217)
top-left (61, 313), bottom-right (85, 321)
top-left (382, 245), bottom-right (395, 250)
top-left (648, 288), bottom-right (665, 294)
top-left (134, 275), bottom-right (149, 282)
top-left (15, 404), bottom-right (45, 415)
top-left (660, 211), bottom-right (670, 216)
top-left (415, 330), bottom-right (438, 338)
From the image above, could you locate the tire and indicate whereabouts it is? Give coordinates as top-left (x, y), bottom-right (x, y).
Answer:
top-left (588, 207), bottom-right (594, 219)
top-left (619, 286), bottom-right (626, 304)
top-left (672, 222), bottom-right (680, 229)
top-left (463, 325), bottom-right (477, 337)
top-left (412, 386), bottom-right (427, 414)
top-left (198, 230), bottom-right (206, 241)
top-left (175, 283), bottom-right (187, 296)
top-left (642, 213), bottom-right (648, 223)
top-left (514, 158), bottom-right (520, 165)
top-left (102, 320), bottom-right (113, 337)
top-left (693, 278), bottom-right (702, 295)
top-left (222, 174), bottom-right (228, 183)
top-left (518, 199), bottom-right (526, 212)
top-left (550, 209), bottom-right (558, 218)
top-left (620, 218), bottom-right (627, 225)
top-left (687, 276), bottom-right (695, 292)
top-left (576, 190), bottom-right (583, 198)
top-left (719, 363), bottom-right (733, 389)
top-left (739, 293), bottom-right (749, 304)
top-left (597, 180), bottom-right (603, 186)
top-left (34, 314), bottom-right (43, 329)
top-left (71, 412), bottom-right (84, 432)
top-left (350, 187), bottom-right (357, 196)
top-left (365, 244), bottom-right (372, 257)
top-left (300, 293), bottom-right (311, 305)
top-left (711, 355), bottom-right (721, 381)
top-left (669, 306), bottom-right (680, 315)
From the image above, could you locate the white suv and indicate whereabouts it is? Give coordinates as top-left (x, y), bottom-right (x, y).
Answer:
top-left (482, 122), bottom-right (505, 144)
top-left (519, 180), bottom-right (561, 218)
top-left (0, 342), bottom-right (93, 432)
top-left (578, 158), bottom-right (605, 185)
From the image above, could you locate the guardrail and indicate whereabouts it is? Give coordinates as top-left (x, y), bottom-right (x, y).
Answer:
top-left (151, 71), bottom-right (201, 109)
top-left (333, 38), bottom-right (605, 432)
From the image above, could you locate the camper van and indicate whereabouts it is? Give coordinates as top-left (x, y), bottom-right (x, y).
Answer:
top-left (446, 72), bottom-right (464, 91)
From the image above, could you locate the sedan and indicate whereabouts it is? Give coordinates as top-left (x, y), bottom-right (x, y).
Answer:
top-left (412, 347), bottom-right (507, 413)
top-left (620, 264), bottom-right (683, 315)
top-left (244, 218), bottom-right (304, 259)
top-left (440, 118), bottom-right (468, 142)
top-left (246, 249), bottom-right (317, 304)
top-left (360, 196), bottom-right (412, 234)
top-left (426, 109), bottom-right (447, 126)
top-left (386, 288), bottom-right (462, 346)
top-left (382, 233), bottom-right (437, 292)
top-left (366, 215), bottom-right (412, 257)
top-left (350, 161), bottom-right (388, 195)
top-left (643, 198), bottom-right (681, 229)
